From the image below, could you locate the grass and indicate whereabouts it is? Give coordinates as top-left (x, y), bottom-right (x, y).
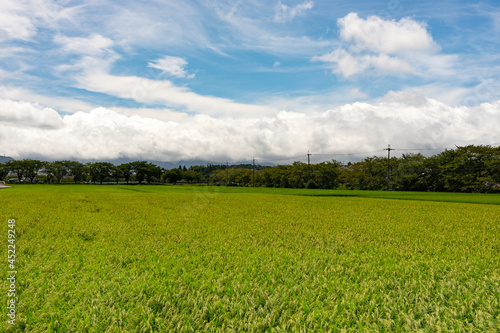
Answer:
top-left (1, 185), bottom-right (499, 331)
top-left (5, 184), bottom-right (500, 205)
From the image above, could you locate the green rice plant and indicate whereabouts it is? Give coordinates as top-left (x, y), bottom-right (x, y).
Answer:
top-left (0, 185), bottom-right (499, 332)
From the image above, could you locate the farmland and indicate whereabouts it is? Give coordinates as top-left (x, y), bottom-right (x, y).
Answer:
top-left (1, 185), bottom-right (500, 332)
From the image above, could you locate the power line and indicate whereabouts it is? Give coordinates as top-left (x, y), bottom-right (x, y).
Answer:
top-left (178, 144), bottom-right (498, 169)
top-left (255, 154), bottom-right (308, 163)
top-left (312, 150), bottom-right (384, 157)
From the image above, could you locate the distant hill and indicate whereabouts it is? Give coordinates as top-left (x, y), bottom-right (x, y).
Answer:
top-left (0, 156), bottom-right (14, 164)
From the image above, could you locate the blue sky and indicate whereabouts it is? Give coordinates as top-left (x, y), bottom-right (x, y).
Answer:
top-left (1, 0), bottom-right (500, 163)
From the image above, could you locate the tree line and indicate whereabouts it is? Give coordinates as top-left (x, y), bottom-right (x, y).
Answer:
top-left (1, 145), bottom-right (499, 193)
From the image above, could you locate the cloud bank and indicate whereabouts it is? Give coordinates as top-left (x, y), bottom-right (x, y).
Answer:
top-left (1, 93), bottom-right (499, 162)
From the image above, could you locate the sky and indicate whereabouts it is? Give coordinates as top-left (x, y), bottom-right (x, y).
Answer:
top-left (1, 0), bottom-right (500, 164)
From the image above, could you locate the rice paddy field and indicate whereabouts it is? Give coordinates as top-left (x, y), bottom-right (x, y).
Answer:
top-left (1, 185), bottom-right (500, 332)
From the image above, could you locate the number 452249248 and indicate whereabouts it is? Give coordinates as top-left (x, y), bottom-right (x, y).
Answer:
top-left (8, 219), bottom-right (16, 270)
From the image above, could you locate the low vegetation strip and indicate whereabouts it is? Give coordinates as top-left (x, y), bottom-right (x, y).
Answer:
top-left (178, 186), bottom-right (500, 206)
top-left (1, 185), bottom-right (499, 332)
top-left (2, 145), bottom-right (500, 193)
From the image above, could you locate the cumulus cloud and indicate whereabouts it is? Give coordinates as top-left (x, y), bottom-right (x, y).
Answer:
top-left (349, 88), bottom-right (368, 99)
top-left (148, 56), bottom-right (195, 78)
top-left (274, 1), bottom-right (314, 22)
top-left (338, 13), bottom-right (437, 54)
top-left (0, 99), bottom-right (63, 128)
top-left (314, 13), bottom-right (453, 79)
top-left (1, 95), bottom-right (499, 162)
top-left (314, 49), bottom-right (413, 78)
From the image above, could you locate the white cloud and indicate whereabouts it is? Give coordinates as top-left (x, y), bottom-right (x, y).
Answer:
top-left (349, 88), bottom-right (368, 99)
top-left (0, 46), bottom-right (32, 58)
top-left (54, 34), bottom-right (115, 56)
top-left (107, 106), bottom-right (190, 123)
top-left (77, 70), bottom-right (275, 117)
top-left (314, 49), bottom-right (363, 77)
top-left (0, 1), bottom-right (36, 41)
top-left (338, 13), bottom-right (437, 54)
top-left (100, 1), bottom-right (221, 53)
top-left (394, 79), bottom-right (500, 108)
top-left (0, 86), bottom-right (96, 114)
top-left (313, 49), bottom-right (413, 78)
top-left (52, 33), bottom-right (275, 118)
top-left (274, 1), bottom-right (314, 22)
top-left (314, 13), bottom-right (453, 79)
top-left (2, 95), bottom-right (499, 161)
top-left (0, 99), bottom-right (63, 128)
top-left (148, 56), bottom-right (195, 78)
top-left (54, 34), bottom-right (119, 79)
top-left (0, 0), bottom-right (78, 42)
top-left (209, 1), bottom-right (332, 56)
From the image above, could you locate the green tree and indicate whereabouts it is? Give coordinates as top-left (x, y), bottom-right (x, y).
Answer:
top-left (45, 161), bottom-right (68, 184)
top-left (231, 168), bottom-right (251, 186)
top-left (6, 160), bottom-right (25, 182)
top-left (313, 160), bottom-right (342, 189)
top-left (290, 162), bottom-right (308, 188)
top-left (131, 161), bottom-right (149, 184)
top-left (363, 156), bottom-right (391, 190)
top-left (262, 165), bottom-right (295, 188)
top-left (484, 146), bottom-right (500, 190)
top-left (163, 168), bottom-right (183, 185)
top-left (131, 161), bottom-right (162, 184)
top-left (190, 165), bottom-right (213, 179)
top-left (65, 161), bottom-right (86, 183)
top-left (393, 153), bottom-right (428, 191)
top-left (339, 162), bottom-right (366, 190)
top-left (87, 162), bottom-right (113, 184)
top-left (145, 164), bottom-right (162, 184)
top-left (110, 165), bottom-right (122, 184)
top-left (183, 170), bottom-right (202, 184)
top-left (23, 159), bottom-right (44, 183)
top-left (119, 163), bottom-right (134, 184)
top-left (0, 163), bottom-right (9, 181)
top-left (424, 146), bottom-right (492, 192)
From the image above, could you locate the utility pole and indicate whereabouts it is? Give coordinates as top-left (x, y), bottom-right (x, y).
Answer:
top-left (384, 144), bottom-right (395, 190)
top-left (252, 157), bottom-right (255, 187)
top-left (206, 162), bottom-right (209, 186)
top-left (307, 151), bottom-right (311, 182)
top-left (226, 161), bottom-right (229, 186)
